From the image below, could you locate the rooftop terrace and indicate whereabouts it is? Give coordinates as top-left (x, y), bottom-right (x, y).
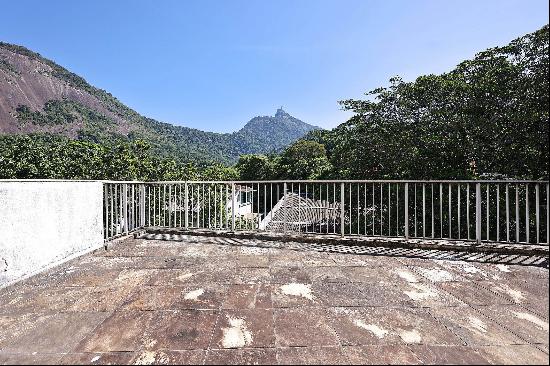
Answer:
top-left (0, 234), bottom-right (548, 365)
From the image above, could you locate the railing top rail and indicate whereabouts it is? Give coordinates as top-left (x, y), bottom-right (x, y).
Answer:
top-left (0, 179), bottom-right (111, 183)
top-left (1, 179), bottom-right (548, 184)
top-left (123, 179), bottom-right (549, 184)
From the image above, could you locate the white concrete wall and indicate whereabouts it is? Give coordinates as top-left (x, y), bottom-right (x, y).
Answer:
top-left (0, 181), bottom-right (104, 287)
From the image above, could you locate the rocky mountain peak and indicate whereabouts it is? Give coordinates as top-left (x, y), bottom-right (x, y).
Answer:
top-left (275, 107), bottom-right (291, 119)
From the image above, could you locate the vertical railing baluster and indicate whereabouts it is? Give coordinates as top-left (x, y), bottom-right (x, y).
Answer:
top-left (396, 184), bottom-right (399, 236)
top-left (476, 183), bottom-right (481, 244)
top-left (184, 182), bottom-right (189, 229)
top-left (225, 184), bottom-right (229, 229)
top-left (467, 184), bottom-right (470, 240)
top-left (256, 183), bottom-right (262, 230)
top-left (388, 184), bottom-right (391, 236)
top-left (358, 184), bottom-right (361, 236)
top-left (163, 184), bottom-right (166, 228)
top-left (497, 185), bottom-right (500, 242)
top-left (123, 184), bottom-right (128, 234)
top-left (327, 183), bottom-right (330, 234)
top-left (110, 184), bottom-right (114, 238)
top-left (168, 185), bottom-right (172, 228)
top-left (440, 184), bottom-right (443, 238)
top-left (431, 184), bottom-right (434, 238)
top-left (232, 183), bottom-right (236, 231)
top-left (486, 184), bottom-right (489, 241)
top-left (458, 184), bottom-right (461, 239)
top-left (349, 183), bottom-right (353, 235)
top-left (516, 184), bottom-right (520, 243)
top-left (405, 183), bottom-right (409, 239)
top-left (115, 185), bottom-right (119, 235)
top-left (340, 182), bottom-right (345, 237)
top-left (283, 182), bottom-right (291, 233)
top-left (364, 183), bottom-right (367, 236)
top-left (448, 183), bottom-right (452, 239)
top-left (140, 184), bottom-right (145, 228)
top-left (372, 183), bottom-right (375, 235)
top-left (380, 183), bottom-right (383, 236)
top-left (414, 184), bottom-right (417, 238)
top-left (525, 184), bottom-right (529, 243)
top-left (535, 183), bottom-right (539, 244)
top-left (103, 184), bottom-right (108, 240)
top-left (422, 183), bottom-right (426, 238)
top-left (333, 183), bottom-right (337, 235)
top-left (506, 184), bottom-right (509, 242)
top-left (547, 183), bottom-right (549, 245)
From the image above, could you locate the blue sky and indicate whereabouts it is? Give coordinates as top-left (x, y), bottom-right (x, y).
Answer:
top-left (1, 0), bottom-right (548, 132)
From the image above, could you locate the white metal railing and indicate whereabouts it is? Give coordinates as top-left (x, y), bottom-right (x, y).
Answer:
top-left (102, 180), bottom-right (549, 246)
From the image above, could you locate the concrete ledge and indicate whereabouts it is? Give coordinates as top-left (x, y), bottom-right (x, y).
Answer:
top-left (143, 227), bottom-right (550, 257)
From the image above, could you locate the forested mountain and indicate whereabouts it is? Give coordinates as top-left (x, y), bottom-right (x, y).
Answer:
top-left (0, 42), bottom-right (319, 164)
top-left (2, 25), bottom-right (547, 182)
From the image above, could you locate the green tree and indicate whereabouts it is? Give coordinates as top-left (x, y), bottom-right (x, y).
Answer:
top-left (275, 140), bottom-right (332, 180)
top-left (235, 154), bottom-right (276, 180)
top-left (327, 25), bottom-right (548, 179)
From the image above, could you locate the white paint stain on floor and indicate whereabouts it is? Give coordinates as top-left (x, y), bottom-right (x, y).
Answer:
top-left (396, 270), bottom-right (418, 283)
top-left (353, 319), bottom-right (388, 339)
top-left (493, 284), bottom-right (525, 303)
top-left (222, 317), bottom-right (253, 348)
top-left (496, 264), bottom-right (511, 273)
top-left (133, 350), bottom-right (169, 365)
top-left (463, 265), bottom-right (482, 274)
top-left (468, 316), bottom-right (488, 333)
top-left (90, 355), bottom-right (101, 363)
top-left (279, 283), bottom-right (314, 300)
top-left (404, 283), bottom-right (439, 301)
top-left (177, 272), bottom-right (195, 282)
top-left (240, 247), bottom-right (270, 255)
top-left (184, 288), bottom-right (204, 300)
top-left (513, 312), bottom-right (549, 331)
top-left (399, 329), bottom-right (422, 343)
top-left (418, 268), bottom-right (454, 282)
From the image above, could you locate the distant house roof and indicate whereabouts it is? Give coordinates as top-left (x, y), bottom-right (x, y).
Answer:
top-left (259, 192), bottom-right (341, 232)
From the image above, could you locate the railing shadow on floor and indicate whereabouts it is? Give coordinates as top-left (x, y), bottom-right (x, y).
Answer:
top-left (136, 232), bottom-right (549, 268)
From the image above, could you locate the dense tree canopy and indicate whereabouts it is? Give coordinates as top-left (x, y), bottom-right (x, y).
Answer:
top-left (320, 25), bottom-right (548, 180)
top-left (235, 140), bottom-right (331, 180)
top-left (0, 134), bottom-right (236, 181)
top-left (235, 154), bottom-right (276, 181)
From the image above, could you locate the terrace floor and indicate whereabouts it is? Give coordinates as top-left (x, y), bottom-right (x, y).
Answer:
top-left (0, 235), bottom-right (548, 365)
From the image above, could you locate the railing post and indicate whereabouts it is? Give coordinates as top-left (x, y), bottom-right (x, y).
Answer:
top-left (168, 185), bottom-right (172, 228)
top-left (184, 182), bottom-right (189, 229)
top-left (231, 183), bottom-right (236, 231)
top-left (225, 184), bottom-right (229, 229)
top-left (283, 182), bottom-right (287, 233)
top-left (123, 183), bottom-right (128, 235)
top-left (140, 184), bottom-right (145, 228)
top-left (476, 182), bottom-right (481, 244)
top-left (340, 182), bottom-right (345, 237)
top-left (103, 183), bottom-right (108, 241)
top-left (405, 183), bottom-right (409, 239)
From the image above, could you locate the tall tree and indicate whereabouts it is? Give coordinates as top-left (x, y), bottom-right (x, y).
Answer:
top-left (327, 25), bottom-right (548, 179)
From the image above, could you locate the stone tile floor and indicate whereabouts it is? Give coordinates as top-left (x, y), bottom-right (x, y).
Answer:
top-left (0, 235), bottom-right (548, 365)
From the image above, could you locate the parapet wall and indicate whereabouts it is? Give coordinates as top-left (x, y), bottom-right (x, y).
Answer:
top-left (0, 181), bottom-right (104, 287)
